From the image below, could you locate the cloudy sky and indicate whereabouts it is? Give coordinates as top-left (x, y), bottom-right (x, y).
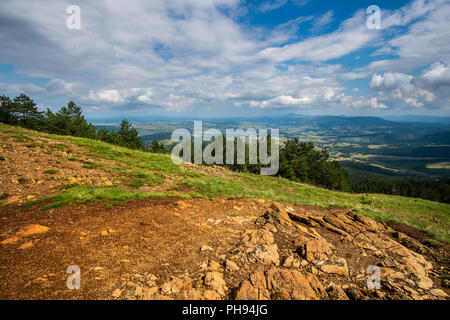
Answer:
top-left (1, 0), bottom-right (449, 119)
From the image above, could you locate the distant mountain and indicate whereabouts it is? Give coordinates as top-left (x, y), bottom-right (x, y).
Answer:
top-left (381, 115), bottom-right (450, 124)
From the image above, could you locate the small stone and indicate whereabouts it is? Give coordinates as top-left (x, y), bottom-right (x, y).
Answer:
top-left (262, 202), bottom-right (292, 226)
top-left (263, 223), bottom-right (277, 233)
top-left (242, 229), bottom-right (274, 246)
top-left (326, 285), bottom-right (349, 300)
top-left (111, 288), bottom-right (122, 298)
top-left (429, 288), bottom-right (448, 298)
top-left (204, 272), bottom-right (228, 296)
top-left (319, 258), bottom-right (349, 277)
top-left (142, 287), bottom-right (160, 300)
top-left (235, 273), bottom-right (270, 300)
top-left (201, 245), bottom-right (213, 252)
top-left (283, 255), bottom-right (294, 268)
top-left (374, 290), bottom-right (386, 299)
top-left (19, 241), bottom-right (34, 250)
top-left (203, 290), bottom-right (221, 300)
top-left (208, 260), bottom-right (223, 272)
top-left (16, 224), bottom-right (49, 237)
top-left (225, 259), bottom-right (239, 272)
top-left (1, 236), bottom-right (19, 245)
top-left (184, 288), bottom-right (203, 300)
top-left (135, 285), bottom-right (143, 296)
top-left (417, 277), bottom-right (434, 290)
top-left (100, 230), bottom-right (109, 236)
top-left (298, 238), bottom-right (333, 262)
top-left (253, 244), bottom-right (280, 266)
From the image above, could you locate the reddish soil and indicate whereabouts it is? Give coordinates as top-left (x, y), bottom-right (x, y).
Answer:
top-left (0, 197), bottom-right (268, 299)
top-left (0, 197), bottom-right (448, 299)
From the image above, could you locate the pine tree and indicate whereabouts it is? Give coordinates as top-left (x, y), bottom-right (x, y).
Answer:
top-left (0, 95), bottom-right (17, 124)
top-left (12, 93), bottom-right (41, 128)
top-left (118, 119), bottom-right (143, 149)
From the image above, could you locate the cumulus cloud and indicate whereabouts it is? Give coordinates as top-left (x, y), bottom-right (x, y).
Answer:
top-left (421, 62), bottom-right (450, 89)
top-left (0, 0), bottom-right (448, 115)
top-left (369, 72), bottom-right (437, 108)
top-left (341, 96), bottom-right (388, 110)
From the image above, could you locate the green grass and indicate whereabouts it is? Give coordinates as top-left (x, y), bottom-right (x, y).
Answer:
top-left (17, 177), bottom-right (27, 184)
top-left (51, 143), bottom-right (70, 151)
top-left (128, 179), bottom-right (146, 189)
top-left (27, 184), bottom-right (192, 210)
top-left (43, 169), bottom-right (59, 174)
top-left (1, 122), bottom-right (449, 243)
top-left (423, 238), bottom-right (442, 247)
top-left (82, 162), bottom-right (103, 169)
top-left (13, 134), bottom-right (32, 142)
top-left (179, 173), bottom-right (450, 242)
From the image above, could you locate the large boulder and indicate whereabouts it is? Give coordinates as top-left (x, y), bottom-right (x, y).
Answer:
top-left (297, 238), bottom-right (333, 263)
top-left (262, 202), bottom-right (292, 226)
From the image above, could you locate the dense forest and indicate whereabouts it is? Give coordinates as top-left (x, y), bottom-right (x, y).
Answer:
top-left (1, 93), bottom-right (448, 203)
top-left (181, 136), bottom-right (350, 191)
top-left (351, 176), bottom-right (450, 203)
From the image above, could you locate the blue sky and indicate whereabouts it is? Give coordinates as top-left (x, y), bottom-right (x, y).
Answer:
top-left (0, 0), bottom-right (449, 119)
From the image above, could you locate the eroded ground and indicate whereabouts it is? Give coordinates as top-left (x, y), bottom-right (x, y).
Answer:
top-left (1, 126), bottom-right (449, 300)
top-left (0, 198), bottom-right (448, 300)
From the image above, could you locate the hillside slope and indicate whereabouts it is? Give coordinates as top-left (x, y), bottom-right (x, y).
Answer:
top-left (0, 123), bottom-right (449, 300)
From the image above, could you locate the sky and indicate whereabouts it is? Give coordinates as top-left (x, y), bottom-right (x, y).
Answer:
top-left (0, 0), bottom-right (450, 120)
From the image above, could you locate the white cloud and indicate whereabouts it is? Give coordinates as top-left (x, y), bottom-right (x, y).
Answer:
top-left (258, 0), bottom-right (289, 12)
top-left (0, 0), bottom-right (448, 116)
top-left (369, 72), bottom-right (437, 108)
top-left (341, 96), bottom-right (388, 109)
top-left (256, 95), bottom-right (314, 108)
top-left (87, 90), bottom-right (124, 104)
top-left (258, 10), bottom-right (376, 62)
top-left (369, 0), bottom-right (450, 73)
top-left (421, 62), bottom-right (450, 89)
top-left (310, 10), bottom-right (334, 33)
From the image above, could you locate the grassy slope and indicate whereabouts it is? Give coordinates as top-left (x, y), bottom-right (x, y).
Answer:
top-left (1, 123), bottom-right (449, 243)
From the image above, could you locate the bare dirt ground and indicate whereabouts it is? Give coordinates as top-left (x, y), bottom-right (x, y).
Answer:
top-left (0, 197), bottom-right (448, 300)
top-left (0, 197), bottom-right (266, 299)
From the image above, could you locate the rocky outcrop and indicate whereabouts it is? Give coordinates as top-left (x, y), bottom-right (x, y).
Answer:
top-left (110, 202), bottom-right (448, 300)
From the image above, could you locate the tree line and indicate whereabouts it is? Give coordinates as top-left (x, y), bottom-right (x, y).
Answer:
top-left (0, 93), bottom-right (142, 150)
top-left (0, 93), bottom-right (350, 191)
top-left (181, 135), bottom-right (350, 191)
top-left (351, 176), bottom-right (450, 203)
top-left (4, 93), bottom-right (446, 202)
